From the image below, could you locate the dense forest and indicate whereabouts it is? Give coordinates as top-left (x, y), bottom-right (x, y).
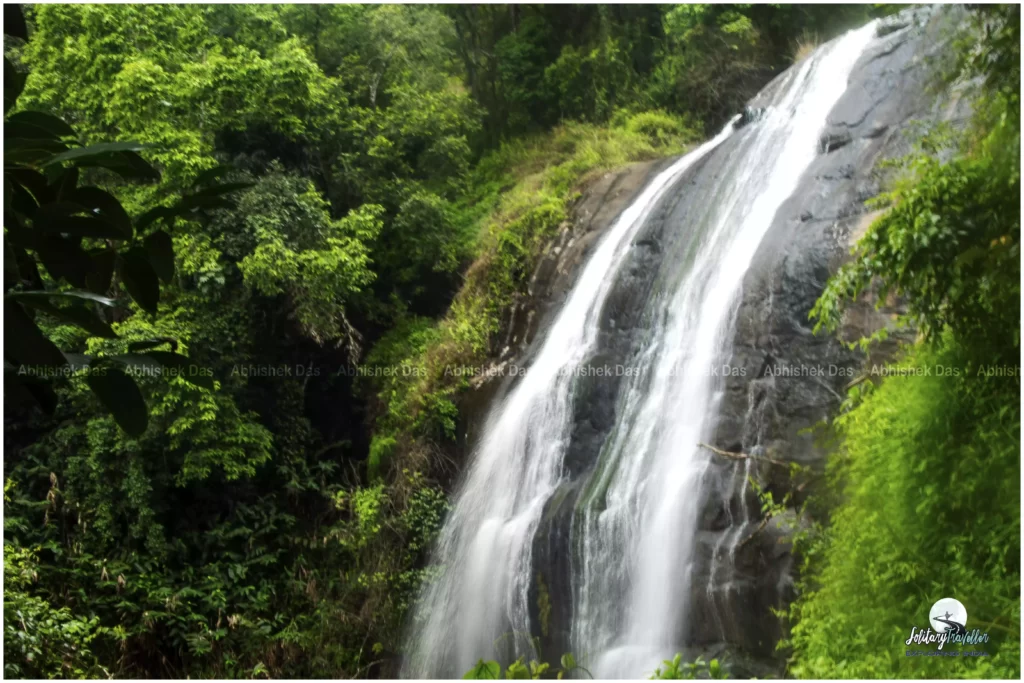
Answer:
top-left (3, 3), bottom-right (1019, 680)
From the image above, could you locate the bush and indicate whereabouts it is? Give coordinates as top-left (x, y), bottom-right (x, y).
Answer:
top-left (787, 338), bottom-right (1020, 678)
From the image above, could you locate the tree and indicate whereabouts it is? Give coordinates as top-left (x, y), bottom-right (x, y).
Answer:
top-left (4, 5), bottom-right (243, 436)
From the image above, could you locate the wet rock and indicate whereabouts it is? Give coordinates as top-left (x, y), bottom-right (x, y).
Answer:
top-left (706, 4), bottom-right (971, 673)
top-left (529, 478), bottom-right (583, 660)
top-left (819, 129), bottom-right (852, 152)
top-left (737, 106), bottom-right (767, 129)
top-left (454, 158), bottom-right (673, 473)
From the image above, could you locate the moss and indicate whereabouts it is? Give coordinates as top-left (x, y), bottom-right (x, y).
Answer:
top-left (536, 572), bottom-right (552, 639)
top-left (367, 435), bottom-right (397, 481)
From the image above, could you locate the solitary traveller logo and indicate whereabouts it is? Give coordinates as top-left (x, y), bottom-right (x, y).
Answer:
top-left (905, 598), bottom-right (991, 656)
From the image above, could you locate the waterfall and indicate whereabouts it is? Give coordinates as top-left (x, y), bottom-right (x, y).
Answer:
top-left (404, 20), bottom-right (878, 679)
top-left (572, 21), bottom-right (878, 678)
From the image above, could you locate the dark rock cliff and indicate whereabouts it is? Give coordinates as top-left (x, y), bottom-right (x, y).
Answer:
top-left (697, 5), bottom-right (972, 673)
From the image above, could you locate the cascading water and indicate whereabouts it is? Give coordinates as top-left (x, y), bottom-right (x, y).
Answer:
top-left (405, 20), bottom-right (878, 679)
top-left (571, 21), bottom-right (877, 678)
top-left (403, 122), bottom-right (738, 678)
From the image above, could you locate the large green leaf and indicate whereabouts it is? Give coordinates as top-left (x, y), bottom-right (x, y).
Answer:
top-left (43, 144), bottom-right (160, 183)
top-left (6, 111), bottom-right (77, 140)
top-left (144, 230), bottom-right (174, 282)
top-left (5, 369), bottom-right (58, 415)
top-left (32, 200), bottom-right (87, 221)
top-left (4, 56), bottom-right (25, 114)
top-left (7, 291), bottom-right (118, 338)
top-left (86, 249), bottom-right (117, 295)
top-left (44, 141), bottom-right (150, 165)
top-left (6, 239), bottom-right (40, 288)
top-left (6, 120), bottom-right (62, 141)
top-left (70, 186), bottom-right (133, 239)
top-left (54, 165), bottom-right (80, 201)
top-left (4, 137), bottom-right (68, 166)
top-left (119, 248), bottom-right (160, 313)
top-left (7, 290), bottom-right (118, 307)
top-left (86, 363), bottom-right (148, 436)
top-left (34, 236), bottom-right (91, 287)
top-left (463, 660), bottom-right (500, 679)
top-left (4, 301), bottom-right (68, 370)
top-left (36, 214), bottom-right (126, 240)
top-left (134, 205), bottom-right (174, 230)
top-left (7, 179), bottom-right (39, 215)
top-left (8, 168), bottom-right (53, 206)
top-left (12, 296), bottom-right (116, 338)
top-left (74, 151), bottom-right (161, 182)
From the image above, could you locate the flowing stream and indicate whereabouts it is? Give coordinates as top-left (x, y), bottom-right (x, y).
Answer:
top-left (405, 20), bottom-right (878, 679)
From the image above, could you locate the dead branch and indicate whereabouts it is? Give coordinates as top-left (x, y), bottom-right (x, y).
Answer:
top-left (845, 374), bottom-right (869, 390)
top-left (737, 517), bottom-right (770, 550)
top-left (697, 442), bottom-right (789, 468)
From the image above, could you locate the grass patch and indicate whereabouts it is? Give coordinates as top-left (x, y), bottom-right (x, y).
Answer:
top-left (792, 32), bottom-right (820, 62)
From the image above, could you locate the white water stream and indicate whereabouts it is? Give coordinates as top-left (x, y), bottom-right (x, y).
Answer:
top-left (405, 21), bottom-right (877, 679)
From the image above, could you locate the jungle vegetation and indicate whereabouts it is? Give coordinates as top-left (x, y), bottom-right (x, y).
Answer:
top-left (2, 3), bottom-right (1017, 680)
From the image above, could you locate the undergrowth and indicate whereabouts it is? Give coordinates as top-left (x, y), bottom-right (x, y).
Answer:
top-left (785, 337), bottom-right (1020, 678)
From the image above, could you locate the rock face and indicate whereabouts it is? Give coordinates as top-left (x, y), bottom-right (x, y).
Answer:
top-left (694, 5), bottom-right (972, 672)
top-left (453, 6), bottom-right (971, 676)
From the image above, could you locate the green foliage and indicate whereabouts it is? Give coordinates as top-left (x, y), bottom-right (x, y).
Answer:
top-left (362, 114), bottom-right (696, 481)
top-left (446, 5), bottom-right (880, 140)
top-left (650, 654), bottom-right (727, 680)
top-left (234, 174), bottom-right (383, 346)
top-left (812, 4), bottom-right (1020, 362)
top-left (464, 659), bottom-right (503, 679)
top-left (4, 10), bottom-right (246, 436)
top-left (3, 535), bottom-right (105, 678)
top-left (459, 652), bottom-right (726, 680)
top-left (389, 191), bottom-right (466, 279)
top-left (11, 3), bottom-right (1006, 680)
top-left (17, 3), bottom-right (482, 321)
top-left (544, 38), bottom-right (633, 123)
top-left (18, 4), bottom-right (336, 189)
top-left (791, 6), bottom-right (1020, 679)
top-left (461, 656), bottom-right (554, 680)
top-left (786, 339), bottom-right (1020, 678)
top-left (811, 140), bottom-right (1020, 355)
top-left (5, 5), bottom-right (466, 677)
top-left (620, 109), bottom-right (697, 147)
top-left (645, 5), bottom-right (769, 131)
